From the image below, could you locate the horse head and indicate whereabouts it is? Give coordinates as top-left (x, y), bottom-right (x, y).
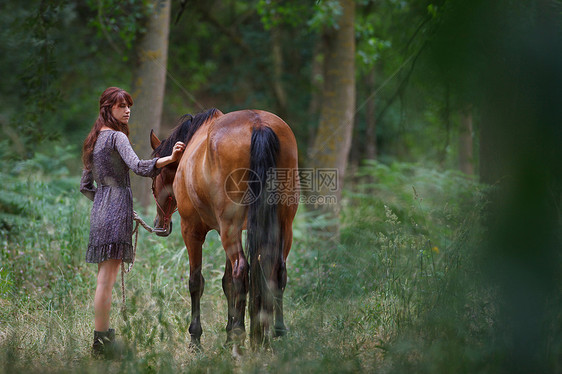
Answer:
top-left (150, 130), bottom-right (177, 237)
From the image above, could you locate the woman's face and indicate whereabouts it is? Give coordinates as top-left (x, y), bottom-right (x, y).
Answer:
top-left (111, 100), bottom-right (131, 124)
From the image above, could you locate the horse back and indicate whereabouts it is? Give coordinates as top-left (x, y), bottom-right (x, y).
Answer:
top-left (175, 110), bottom-right (298, 232)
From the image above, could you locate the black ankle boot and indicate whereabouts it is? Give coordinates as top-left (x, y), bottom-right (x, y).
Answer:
top-left (92, 328), bottom-right (115, 358)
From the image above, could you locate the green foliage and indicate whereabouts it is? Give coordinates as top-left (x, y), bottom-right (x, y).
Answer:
top-left (86, 0), bottom-right (155, 56)
top-left (0, 0), bottom-right (67, 157)
top-left (340, 162), bottom-right (506, 372)
top-left (1, 155), bottom-right (560, 372)
top-left (256, 0), bottom-right (312, 30)
top-left (356, 33), bottom-right (391, 69)
top-left (307, 0), bottom-right (343, 31)
top-left (0, 0), bottom-right (135, 163)
top-left (1, 0), bottom-right (560, 371)
top-left (0, 146), bottom-right (88, 310)
top-left (341, 161), bottom-right (482, 309)
top-left (0, 144), bottom-right (77, 235)
top-left (1, 0), bottom-right (474, 169)
top-left (0, 0), bottom-right (485, 177)
top-left (348, 160), bottom-right (483, 243)
top-left (355, 2), bottom-right (392, 70)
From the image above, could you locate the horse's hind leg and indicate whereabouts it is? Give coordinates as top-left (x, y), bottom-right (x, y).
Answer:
top-left (222, 257), bottom-right (235, 343)
top-left (182, 221), bottom-right (207, 346)
top-left (274, 220), bottom-right (294, 337)
top-left (274, 260), bottom-right (287, 337)
top-left (220, 225), bottom-right (248, 346)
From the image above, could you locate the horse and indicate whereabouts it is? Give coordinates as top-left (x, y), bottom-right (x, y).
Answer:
top-left (149, 108), bottom-right (299, 350)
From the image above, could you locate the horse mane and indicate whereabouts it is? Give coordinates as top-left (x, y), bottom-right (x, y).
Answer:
top-left (152, 108), bottom-right (219, 157)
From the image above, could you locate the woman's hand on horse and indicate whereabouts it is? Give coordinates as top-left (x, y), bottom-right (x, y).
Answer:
top-left (171, 142), bottom-right (186, 162)
top-left (156, 142), bottom-right (186, 168)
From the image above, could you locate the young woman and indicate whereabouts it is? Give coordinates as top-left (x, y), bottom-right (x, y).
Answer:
top-left (80, 87), bottom-right (185, 357)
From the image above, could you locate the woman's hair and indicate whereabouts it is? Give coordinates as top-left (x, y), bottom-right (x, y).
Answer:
top-left (82, 87), bottom-right (133, 170)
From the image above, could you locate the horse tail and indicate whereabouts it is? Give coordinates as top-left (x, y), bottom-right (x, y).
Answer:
top-left (247, 125), bottom-right (281, 347)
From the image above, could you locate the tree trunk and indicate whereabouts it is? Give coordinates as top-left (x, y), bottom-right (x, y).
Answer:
top-left (365, 67), bottom-right (377, 161)
top-left (129, 0), bottom-right (171, 210)
top-left (308, 0), bottom-right (355, 238)
top-left (458, 105), bottom-right (473, 175)
top-left (479, 103), bottom-right (505, 185)
top-left (271, 26), bottom-right (287, 119)
top-left (307, 37), bottom-right (324, 153)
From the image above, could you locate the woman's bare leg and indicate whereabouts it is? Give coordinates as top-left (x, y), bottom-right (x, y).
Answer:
top-left (94, 259), bottom-right (122, 331)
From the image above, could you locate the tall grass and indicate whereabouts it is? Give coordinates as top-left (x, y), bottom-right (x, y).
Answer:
top-left (1, 153), bottom-right (559, 373)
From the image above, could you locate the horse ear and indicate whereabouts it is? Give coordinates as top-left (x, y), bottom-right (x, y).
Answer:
top-left (150, 129), bottom-right (161, 150)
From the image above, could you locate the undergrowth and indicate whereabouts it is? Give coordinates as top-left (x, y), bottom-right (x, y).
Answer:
top-left (1, 152), bottom-right (559, 373)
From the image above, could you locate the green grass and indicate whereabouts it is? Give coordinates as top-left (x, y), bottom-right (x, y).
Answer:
top-left (1, 155), bottom-right (560, 373)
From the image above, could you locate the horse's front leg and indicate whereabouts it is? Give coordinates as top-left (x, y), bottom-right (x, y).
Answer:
top-left (182, 221), bottom-right (207, 347)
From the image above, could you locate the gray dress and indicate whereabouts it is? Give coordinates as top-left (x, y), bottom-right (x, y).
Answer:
top-left (80, 130), bottom-right (160, 263)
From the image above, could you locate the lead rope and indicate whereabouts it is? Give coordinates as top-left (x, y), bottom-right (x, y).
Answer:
top-left (121, 211), bottom-right (157, 314)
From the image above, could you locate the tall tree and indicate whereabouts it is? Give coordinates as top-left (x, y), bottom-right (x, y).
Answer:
top-left (270, 24), bottom-right (288, 119)
top-left (354, 1), bottom-right (391, 163)
top-left (458, 105), bottom-right (473, 175)
top-left (364, 68), bottom-right (377, 160)
top-left (129, 0), bottom-right (171, 209)
top-left (308, 0), bottom-right (355, 236)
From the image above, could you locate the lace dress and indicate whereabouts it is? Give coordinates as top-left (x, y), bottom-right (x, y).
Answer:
top-left (80, 130), bottom-right (160, 263)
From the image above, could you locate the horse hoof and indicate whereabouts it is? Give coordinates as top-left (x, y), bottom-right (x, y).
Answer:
top-left (274, 324), bottom-right (287, 338)
top-left (188, 340), bottom-right (202, 353)
top-left (232, 344), bottom-right (244, 360)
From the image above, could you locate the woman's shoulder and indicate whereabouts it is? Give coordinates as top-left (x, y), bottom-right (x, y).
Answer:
top-left (99, 129), bottom-right (123, 135)
top-left (99, 129), bottom-right (117, 138)
top-left (100, 130), bottom-right (127, 142)
top-left (111, 130), bottom-right (127, 137)
top-left (112, 131), bottom-right (130, 145)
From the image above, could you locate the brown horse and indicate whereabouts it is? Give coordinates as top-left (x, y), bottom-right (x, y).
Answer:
top-left (149, 108), bottom-right (299, 350)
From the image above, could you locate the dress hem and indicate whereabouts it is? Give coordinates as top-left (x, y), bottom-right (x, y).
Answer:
top-left (86, 242), bottom-right (134, 264)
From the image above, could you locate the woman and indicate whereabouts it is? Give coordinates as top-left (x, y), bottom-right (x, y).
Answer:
top-left (80, 87), bottom-right (185, 357)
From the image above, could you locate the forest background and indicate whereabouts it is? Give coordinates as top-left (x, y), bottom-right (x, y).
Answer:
top-left (0, 0), bottom-right (561, 373)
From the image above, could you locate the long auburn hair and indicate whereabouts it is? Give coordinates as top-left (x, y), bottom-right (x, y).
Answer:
top-left (82, 87), bottom-right (133, 170)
